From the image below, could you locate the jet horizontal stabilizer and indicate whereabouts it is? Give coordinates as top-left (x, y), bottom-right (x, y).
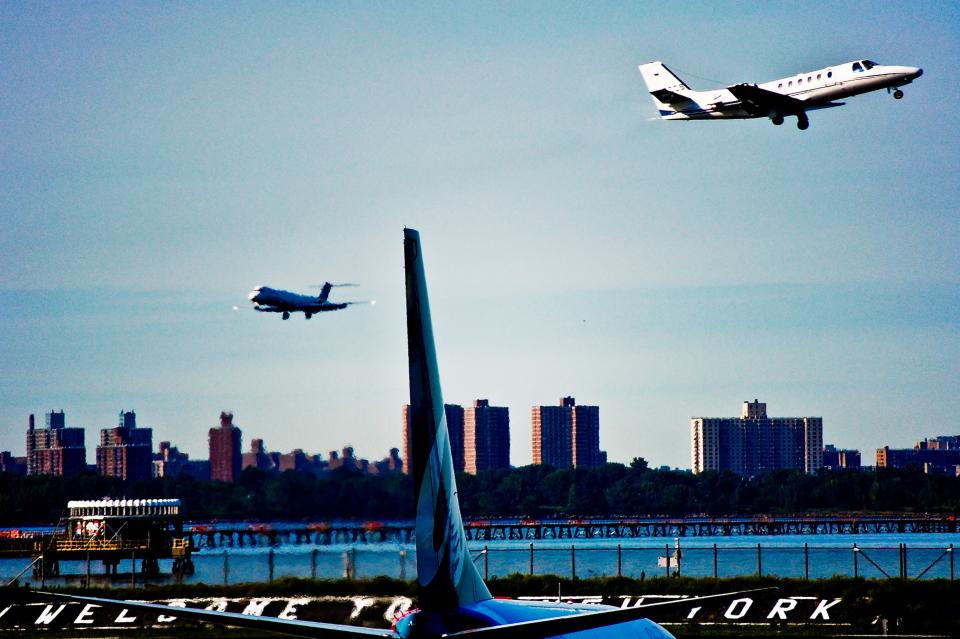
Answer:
top-left (650, 88), bottom-right (689, 104)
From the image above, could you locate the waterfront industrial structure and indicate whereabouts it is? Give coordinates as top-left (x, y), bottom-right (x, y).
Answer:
top-left (691, 400), bottom-right (823, 475)
top-left (178, 515), bottom-right (959, 550)
top-left (464, 399), bottom-right (510, 474)
top-left (96, 410), bottom-right (153, 482)
top-left (531, 396), bottom-right (606, 469)
top-left (25, 411), bottom-right (86, 476)
top-left (0, 499), bottom-right (192, 579)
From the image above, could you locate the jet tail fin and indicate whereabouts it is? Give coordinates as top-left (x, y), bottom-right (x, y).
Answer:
top-left (639, 61), bottom-right (691, 93)
top-left (404, 228), bottom-right (492, 610)
top-left (317, 282), bottom-right (333, 303)
top-left (639, 61), bottom-right (693, 115)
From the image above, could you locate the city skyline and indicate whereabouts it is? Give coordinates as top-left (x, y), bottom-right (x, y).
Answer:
top-left (8, 403), bottom-right (960, 477)
top-left (2, 3), bottom-right (958, 469)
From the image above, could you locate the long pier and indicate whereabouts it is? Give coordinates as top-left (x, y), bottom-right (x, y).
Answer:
top-left (181, 516), bottom-right (957, 548)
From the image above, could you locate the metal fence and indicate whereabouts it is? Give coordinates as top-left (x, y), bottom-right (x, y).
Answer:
top-left (6, 543), bottom-right (955, 587)
top-left (193, 543), bottom-right (956, 585)
top-left (472, 543), bottom-right (956, 581)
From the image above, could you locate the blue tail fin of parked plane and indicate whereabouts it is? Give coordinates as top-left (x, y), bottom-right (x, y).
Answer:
top-left (404, 228), bottom-right (492, 610)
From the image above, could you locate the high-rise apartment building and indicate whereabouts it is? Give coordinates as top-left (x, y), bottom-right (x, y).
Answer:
top-left (26, 412), bottom-right (87, 476)
top-left (401, 403), bottom-right (465, 475)
top-left (691, 400), bottom-right (823, 476)
top-left (97, 410), bottom-right (153, 482)
top-left (445, 404), bottom-right (465, 474)
top-left (209, 411), bottom-right (242, 483)
top-left (531, 396), bottom-right (606, 469)
top-left (463, 399), bottom-right (510, 474)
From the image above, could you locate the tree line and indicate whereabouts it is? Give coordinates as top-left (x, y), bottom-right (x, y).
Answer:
top-left (1, 461), bottom-right (958, 526)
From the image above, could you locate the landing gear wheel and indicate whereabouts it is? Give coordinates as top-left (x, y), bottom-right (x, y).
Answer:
top-left (797, 117), bottom-right (809, 130)
top-left (771, 115), bottom-right (784, 126)
top-left (893, 89), bottom-right (904, 99)
top-left (282, 312), bottom-right (290, 320)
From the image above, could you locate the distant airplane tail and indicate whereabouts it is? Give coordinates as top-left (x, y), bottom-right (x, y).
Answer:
top-left (404, 228), bottom-right (492, 611)
top-left (639, 61), bottom-right (692, 116)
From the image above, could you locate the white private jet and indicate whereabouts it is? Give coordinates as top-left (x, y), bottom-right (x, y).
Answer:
top-left (248, 282), bottom-right (372, 320)
top-left (639, 59), bottom-right (922, 130)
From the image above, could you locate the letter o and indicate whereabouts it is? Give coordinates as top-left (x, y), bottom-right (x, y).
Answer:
top-left (724, 598), bottom-right (753, 620)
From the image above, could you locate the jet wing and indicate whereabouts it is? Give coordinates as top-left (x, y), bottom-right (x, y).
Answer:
top-left (33, 592), bottom-right (395, 639)
top-left (727, 83), bottom-right (806, 116)
top-left (448, 589), bottom-right (775, 639)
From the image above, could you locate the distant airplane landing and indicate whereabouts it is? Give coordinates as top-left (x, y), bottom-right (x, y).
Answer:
top-left (639, 59), bottom-right (922, 130)
top-left (247, 282), bottom-right (371, 320)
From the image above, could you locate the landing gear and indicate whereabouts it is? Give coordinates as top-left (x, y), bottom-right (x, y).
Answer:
top-left (797, 114), bottom-right (809, 130)
top-left (893, 89), bottom-right (904, 99)
top-left (282, 311), bottom-right (290, 320)
top-left (305, 313), bottom-right (312, 320)
top-left (771, 114), bottom-right (784, 126)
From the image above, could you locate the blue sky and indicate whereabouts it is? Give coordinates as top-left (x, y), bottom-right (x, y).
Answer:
top-left (1, 2), bottom-right (957, 469)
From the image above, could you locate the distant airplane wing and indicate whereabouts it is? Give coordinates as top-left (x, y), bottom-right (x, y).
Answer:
top-left (727, 83), bottom-right (806, 116)
top-left (35, 592), bottom-right (395, 639)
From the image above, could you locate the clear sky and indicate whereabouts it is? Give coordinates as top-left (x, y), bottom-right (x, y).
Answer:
top-left (1, 2), bottom-right (957, 469)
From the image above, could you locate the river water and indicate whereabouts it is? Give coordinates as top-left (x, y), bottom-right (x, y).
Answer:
top-left (3, 530), bottom-right (957, 587)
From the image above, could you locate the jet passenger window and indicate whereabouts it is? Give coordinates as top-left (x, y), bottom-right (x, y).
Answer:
top-left (827, 71), bottom-right (832, 78)
top-left (852, 62), bottom-right (863, 72)
top-left (817, 73), bottom-right (821, 79)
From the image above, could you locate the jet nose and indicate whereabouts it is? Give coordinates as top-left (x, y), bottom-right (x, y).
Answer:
top-left (247, 290), bottom-right (259, 301)
top-left (913, 67), bottom-right (923, 79)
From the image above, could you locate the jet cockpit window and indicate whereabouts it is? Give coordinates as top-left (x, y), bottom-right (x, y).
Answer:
top-left (863, 60), bottom-right (876, 69)
top-left (852, 62), bottom-right (863, 72)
